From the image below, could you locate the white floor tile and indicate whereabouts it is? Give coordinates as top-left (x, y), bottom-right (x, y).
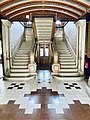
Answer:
top-left (48, 104), bottom-right (55, 109)
top-left (34, 104), bottom-right (41, 109)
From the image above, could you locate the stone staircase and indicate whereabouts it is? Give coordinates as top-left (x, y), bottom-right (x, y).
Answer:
top-left (53, 40), bottom-right (83, 81)
top-left (5, 41), bottom-right (36, 80)
top-left (34, 17), bottom-right (53, 40)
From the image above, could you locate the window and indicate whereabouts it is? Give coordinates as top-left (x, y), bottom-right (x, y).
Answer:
top-left (45, 48), bottom-right (48, 56)
top-left (40, 48), bottom-right (43, 56)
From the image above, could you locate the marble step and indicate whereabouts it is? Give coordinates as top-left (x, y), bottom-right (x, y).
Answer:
top-left (60, 68), bottom-right (78, 72)
top-left (12, 65), bottom-right (28, 69)
top-left (59, 72), bottom-right (79, 76)
top-left (58, 50), bottom-right (71, 54)
top-left (59, 53), bottom-right (71, 56)
top-left (59, 56), bottom-right (74, 59)
top-left (61, 65), bottom-right (77, 68)
top-left (17, 52), bottom-right (30, 54)
top-left (60, 62), bottom-right (76, 65)
top-left (4, 76), bottom-right (35, 81)
top-left (59, 59), bottom-right (75, 62)
top-left (19, 48), bottom-right (31, 50)
top-left (11, 68), bottom-right (29, 72)
top-left (15, 54), bottom-right (29, 57)
top-left (58, 49), bottom-right (70, 51)
top-left (20, 47), bottom-right (31, 49)
top-left (13, 62), bottom-right (28, 66)
top-left (15, 56), bottom-right (29, 60)
top-left (53, 76), bottom-right (83, 81)
top-left (57, 47), bottom-right (68, 50)
top-left (18, 50), bottom-right (30, 52)
top-left (10, 72), bottom-right (30, 77)
top-left (18, 49), bottom-right (30, 52)
top-left (13, 59), bottom-right (29, 62)
top-left (60, 54), bottom-right (72, 57)
top-left (16, 54), bottom-right (29, 57)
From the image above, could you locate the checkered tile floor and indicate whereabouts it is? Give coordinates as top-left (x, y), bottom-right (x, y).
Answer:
top-left (7, 83), bottom-right (25, 89)
top-left (64, 83), bottom-right (81, 89)
top-left (0, 69), bottom-right (90, 115)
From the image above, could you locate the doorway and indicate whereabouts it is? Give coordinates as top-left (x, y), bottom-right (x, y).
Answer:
top-left (37, 42), bottom-right (52, 70)
top-left (39, 45), bottom-right (49, 70)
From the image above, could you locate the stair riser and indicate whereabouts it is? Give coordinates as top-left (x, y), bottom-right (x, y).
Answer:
top-left (60, 69), bottom-right (78, 72)
top-left (18, 49), bottom-right (30, 51)
top-left (60, 55), bottom-right (72, 57)
top-left (60, 62), bottom-right (76, 65)
top-left (15, 57), bottom-right (29, 60)
top-left (12, 66), bottom-right (28, 69)
top-left (53, 76), bottom-right (83, 81)
top-left (61, 65), bottom-right (77, 68)
top-left (10, 73), bottom-right (30, 77)
top-left (59, 73), bottom-right (79, 76)
top-left (16, 54), bottom-right (29, 57)
top-left (4, 76), bottom-right (35, 81)
top-left (13, 63), bottom-right (28, 66)
top-left (11, 69), bottom-right (29, 72)
top-left (59, 57), bottom-right (73, 59)
top-left (13, 60), bottom-right (29, 62)
top-left (59, 60), bottom-right (75, 62)
top-left (17, 52), bottom-right (29, 54)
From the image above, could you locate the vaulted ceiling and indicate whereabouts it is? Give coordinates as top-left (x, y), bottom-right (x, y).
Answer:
top-left (0, 0), bottom-right (90, 22)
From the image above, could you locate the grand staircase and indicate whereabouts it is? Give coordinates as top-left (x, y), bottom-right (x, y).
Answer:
top-left (5, 41), bottom-right (35, 80)
top-left (54, 39), bottom-right (83, 81)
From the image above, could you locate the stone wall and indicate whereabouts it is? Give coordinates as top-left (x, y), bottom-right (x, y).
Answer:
top-left (64, 22), bottom-right (77, 52)
top-left (10, 22), bottom-right (24, 51)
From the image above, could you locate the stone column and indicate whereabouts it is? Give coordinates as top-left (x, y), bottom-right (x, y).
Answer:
top-left (75, 19), bottom-right (86, 75)
top-left (37, 42), bottom-right (40, 64)
top-left (52, 51), bottom-right (60, 73)
top-left (1, 19), bottom-right (11, 76)
top-left (28, 51), bottom-right (37, 73)
top-left (87, 22), bottom-right (90, 58)
top-left (49, 42), bottom-right (51, 63)
top-left (87, 22), bottom-right (90, 86)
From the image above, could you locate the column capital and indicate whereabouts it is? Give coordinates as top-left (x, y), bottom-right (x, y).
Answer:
top-left (75, 19), bottom-right (86, 27)
top-left (1, 19), bottom-right (11, 27)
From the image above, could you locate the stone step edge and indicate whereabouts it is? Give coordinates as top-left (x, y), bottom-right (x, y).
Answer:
top-left (3, 76), bottom-right (36, 81)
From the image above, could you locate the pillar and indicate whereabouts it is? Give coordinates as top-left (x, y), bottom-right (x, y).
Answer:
top-left (1, 19), bottom-right (11, 76)
top-left (49, 42), bottom-right (51, 63)
top-left (37, 42), bottom-right (40, 64)
top-left (75, 19), bottom-right (86, 75)
top-left (87, 22), bottom-right (90, 86)
top-left (52, 51), bottom-right (60, 73)
top-left (28, 51), bottom-right (37, 73)
top-left (87, 22), bottom-right (90, 58)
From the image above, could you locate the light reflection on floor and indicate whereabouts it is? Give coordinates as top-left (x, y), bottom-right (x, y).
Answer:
top-left (37, 70), bottom-right (51, 82)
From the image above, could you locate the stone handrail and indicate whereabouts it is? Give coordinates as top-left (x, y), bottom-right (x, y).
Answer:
top-left (64, 33), bottom-right (75, 60)
top-left (11, 32), bottom-right (24, 60)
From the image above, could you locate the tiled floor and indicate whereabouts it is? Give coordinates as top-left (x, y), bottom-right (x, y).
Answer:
top-left (0, 65), bottom-right (90, 120)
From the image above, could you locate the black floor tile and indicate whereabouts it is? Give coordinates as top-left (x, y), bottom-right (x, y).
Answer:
top-left (7, 87), bottom-right (13, 89)
top-left (75, 87), bottom-right (81, 89)
top-left (17, 87), bottom-right (23, 89)
top-left (20, 83), bottom-right (25, 85)
top-left (11, 83), bottom-right (16, 85)
top-left (65, 87), bottom-right (71, 89)
top-left (14, 85), bottom-right (19, 87)
top-left (72, 83), bottom-right (78, 85)
top-left (64, 83), bottom-right (69, 85)
top-left (69, 85), bottom-right (74, 87)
